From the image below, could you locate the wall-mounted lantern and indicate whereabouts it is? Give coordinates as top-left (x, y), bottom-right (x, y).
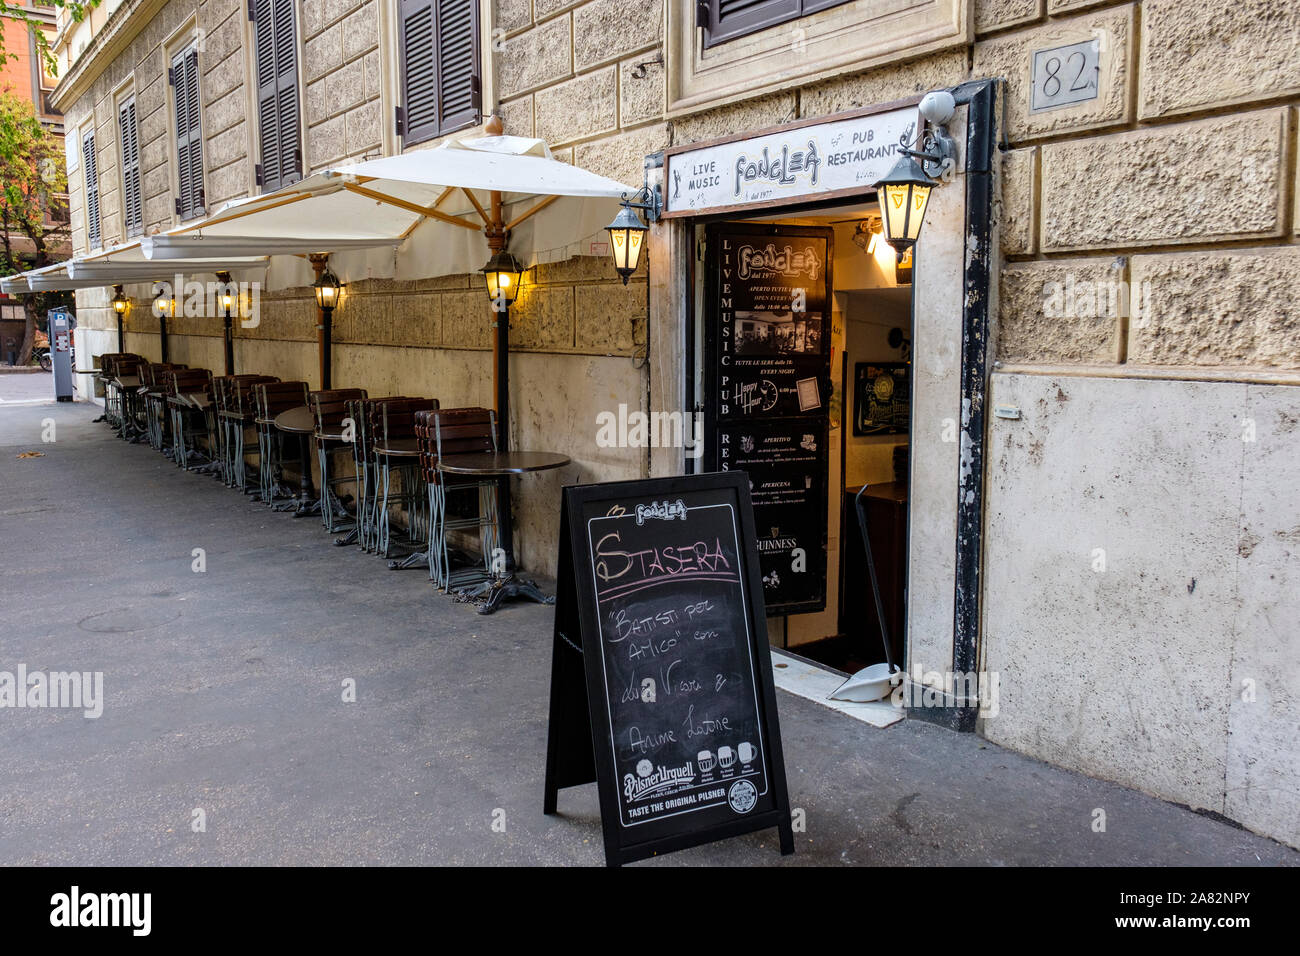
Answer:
top-left (873, 90), bottom-right (958, 259)
top-left (604, 153), bottom-right (662, 285)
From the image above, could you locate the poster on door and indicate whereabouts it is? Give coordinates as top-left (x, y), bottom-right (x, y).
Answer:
top-left (714, 419), bottom-right (828, 614)
top-left (711, 227), bottom-right (833, 420)
top-left (705, 224), bottom-right (833, 615)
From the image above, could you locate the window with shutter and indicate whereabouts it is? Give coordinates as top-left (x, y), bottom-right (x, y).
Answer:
top-left (171, 46), bottom-right (205, 220)
top-left (119, 98), bottom-right (143, 237)
top-left (82, 130), bottom-right (101, 249)
top-left (700, 0), bottom-right (851, 49)
top-left (253, 0), bottom-right (301, 191)
top-left (399, 0), bottom-right (480, 147)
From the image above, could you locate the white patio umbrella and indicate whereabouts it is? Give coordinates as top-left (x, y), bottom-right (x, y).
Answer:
top-left (133, 121), bottom-right (635, 423)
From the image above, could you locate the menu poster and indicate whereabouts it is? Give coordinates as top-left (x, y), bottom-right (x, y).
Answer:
top-left (708, 225), bottom-right (834, 420)
top-left (854, 362), bottom-right (910, 436)
top-left (543, 473), bottom-right (794, 867)
top-left (716, 419), bottom-right (829, 613)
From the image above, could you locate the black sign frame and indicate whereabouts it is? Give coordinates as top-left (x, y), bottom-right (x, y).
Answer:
top-left (543, 472), bottom-right (795, 866)
top-left (703, 222), bottom-right (834, 615)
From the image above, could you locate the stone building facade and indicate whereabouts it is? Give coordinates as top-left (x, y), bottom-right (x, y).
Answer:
top-left (51, 1), bottom-right (1299, 848)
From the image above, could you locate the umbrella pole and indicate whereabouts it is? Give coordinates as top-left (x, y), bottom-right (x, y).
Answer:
top-left (487, 189), bottom-right (515, 571)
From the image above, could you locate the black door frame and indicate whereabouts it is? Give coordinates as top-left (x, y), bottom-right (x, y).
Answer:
top-left (676, 78), bottom-right (999, 731)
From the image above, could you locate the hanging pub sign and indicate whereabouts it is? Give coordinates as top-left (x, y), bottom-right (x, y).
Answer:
top-left (704, 223), bottom-right (832, 615)
top-left (544, 473), bottom-right (794, 867)
top-left (661, 102), bottom-right (919, 217)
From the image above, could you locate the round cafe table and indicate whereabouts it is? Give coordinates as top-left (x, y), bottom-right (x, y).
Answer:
top-left (437, 450), bottom-right (570, 614)
top-left (274, 405), bottom-right (319, 517)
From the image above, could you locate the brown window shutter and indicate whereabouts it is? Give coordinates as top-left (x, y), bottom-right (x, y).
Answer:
top-left (399, 0), bottom-right (437, 145)
top-left (82, 131), bottom-right (101, 248)
top-left (702, 0), bottom-right (852, 49)
top-left (401, 0), bottom-right (480, 147)
top-left (119, 98), bottom-right (143, 236)
top-left (172, 47), bottom-right (205, 219)
top-left (435, 0), bottom-right (480, 135)
top-left (255, 0), bottom-right (301, 191)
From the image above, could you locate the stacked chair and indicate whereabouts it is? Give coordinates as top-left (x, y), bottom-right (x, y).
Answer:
top-left (139, 363), bottom-right (187, 453)
top-left (419, 407), bottom-right (501, 592)
top-left (218, 374), bottom-right (279, 492)
top-left (372, 397), bottom-right (439, 564)
top-left (342, 395), bottom-right (410, 550)
top-left (166, 368), bottom-right (214, 470)
top-left (309, 388), bottom-right (368, 534)
top-left (253, 381), bottom-right (309, 509)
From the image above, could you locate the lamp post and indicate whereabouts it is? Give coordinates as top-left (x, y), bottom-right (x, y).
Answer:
top-left (479, 243), bottom-right (523, 571)
top-left (152, 286), bottom-right (173, 363)
top-left (217, 270), bottom-right (235, 375)
top-left (311, 255), bottom-right (341, 390)
top-left (111, 285), bottom-right (128, 353)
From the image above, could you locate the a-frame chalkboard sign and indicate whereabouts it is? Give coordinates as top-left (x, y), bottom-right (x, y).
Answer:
top-left (544, 472), bottom-right (795, 866)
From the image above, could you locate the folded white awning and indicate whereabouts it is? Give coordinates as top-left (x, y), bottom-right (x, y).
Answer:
top-left (2, 132), bottom-right (637, 294)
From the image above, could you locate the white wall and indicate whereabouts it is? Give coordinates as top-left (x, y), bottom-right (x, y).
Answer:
top-left (981, 372), bottom-right (1300, 847)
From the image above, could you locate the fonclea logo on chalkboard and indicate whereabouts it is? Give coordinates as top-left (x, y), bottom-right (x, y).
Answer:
top-left (634, 499), bottom-right (687, 525)
top-left (737, 243), bottom-right (822, 281)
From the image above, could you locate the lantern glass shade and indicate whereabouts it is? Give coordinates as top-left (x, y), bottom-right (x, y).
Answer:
top-left (479, 250), bottom-right (523, 306)
top-left (314, 269), bottom-right (341, 310)
top-left (153, 292), bottom-right (173, 316)
top-left (604, 203), bottom-right (647, 284)
top-left (111, 288), bottom-right (129, 315)
top-left (873, 154), bottom-right (936, 255)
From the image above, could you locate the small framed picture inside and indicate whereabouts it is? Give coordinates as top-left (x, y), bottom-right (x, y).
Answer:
top-left (853, 362), bottom-right (909, 436)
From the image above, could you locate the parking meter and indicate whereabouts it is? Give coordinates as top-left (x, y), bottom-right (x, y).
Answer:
top-left (49, 307), bottom-right (74, 402)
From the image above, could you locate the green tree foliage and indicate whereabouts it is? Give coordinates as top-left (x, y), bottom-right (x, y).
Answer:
top-left (0, 90), bottom-right (70, 364)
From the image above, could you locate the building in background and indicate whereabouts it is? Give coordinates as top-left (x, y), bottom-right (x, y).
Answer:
top-left (0, 1), bottom-right (70, 363)
top-left (45, 1), bottom-right (1300, 850)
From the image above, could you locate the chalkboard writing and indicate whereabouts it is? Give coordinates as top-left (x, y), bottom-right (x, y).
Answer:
top-left (544, 472), bottom-right (794, 866)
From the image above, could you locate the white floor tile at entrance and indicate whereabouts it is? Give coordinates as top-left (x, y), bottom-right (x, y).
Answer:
top-left (770, 650), bottom-right (904, 728)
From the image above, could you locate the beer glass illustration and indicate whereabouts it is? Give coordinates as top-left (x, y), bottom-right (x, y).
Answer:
top-left (718, 745), bottom-right (736, 769)
top-left (737, 741), bottom-right (758, 764)
top-left (697, 750), bottom-right (716, 773)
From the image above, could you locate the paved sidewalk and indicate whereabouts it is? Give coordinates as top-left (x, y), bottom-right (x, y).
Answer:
top-left (1, 401), bottom-right (1295, 866)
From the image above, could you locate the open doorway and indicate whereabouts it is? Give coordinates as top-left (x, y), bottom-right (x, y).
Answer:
top-left (692, 198), bottom-right (912, 676)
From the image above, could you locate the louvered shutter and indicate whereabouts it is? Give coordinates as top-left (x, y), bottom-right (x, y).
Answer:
top-left (82, 130), bottom-right (101, 248)
top-left (400, 0), bottom-right (437, 144)
top-left (119, 98), bottom-right (143, 237)
top-left (172, 46), bottom-right (205, 220)
top-left (435, 0), bottom-right (479, 134)
top-left (400, 0), bottom-right (479, 146)
top-left (254, 0), bottom-right (301, 191)
top-left (700, 0), bottom-right (850, 48)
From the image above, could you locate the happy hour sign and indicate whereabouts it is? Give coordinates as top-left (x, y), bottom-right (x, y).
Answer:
top-left (663, 105), bottom-right (919, 215)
